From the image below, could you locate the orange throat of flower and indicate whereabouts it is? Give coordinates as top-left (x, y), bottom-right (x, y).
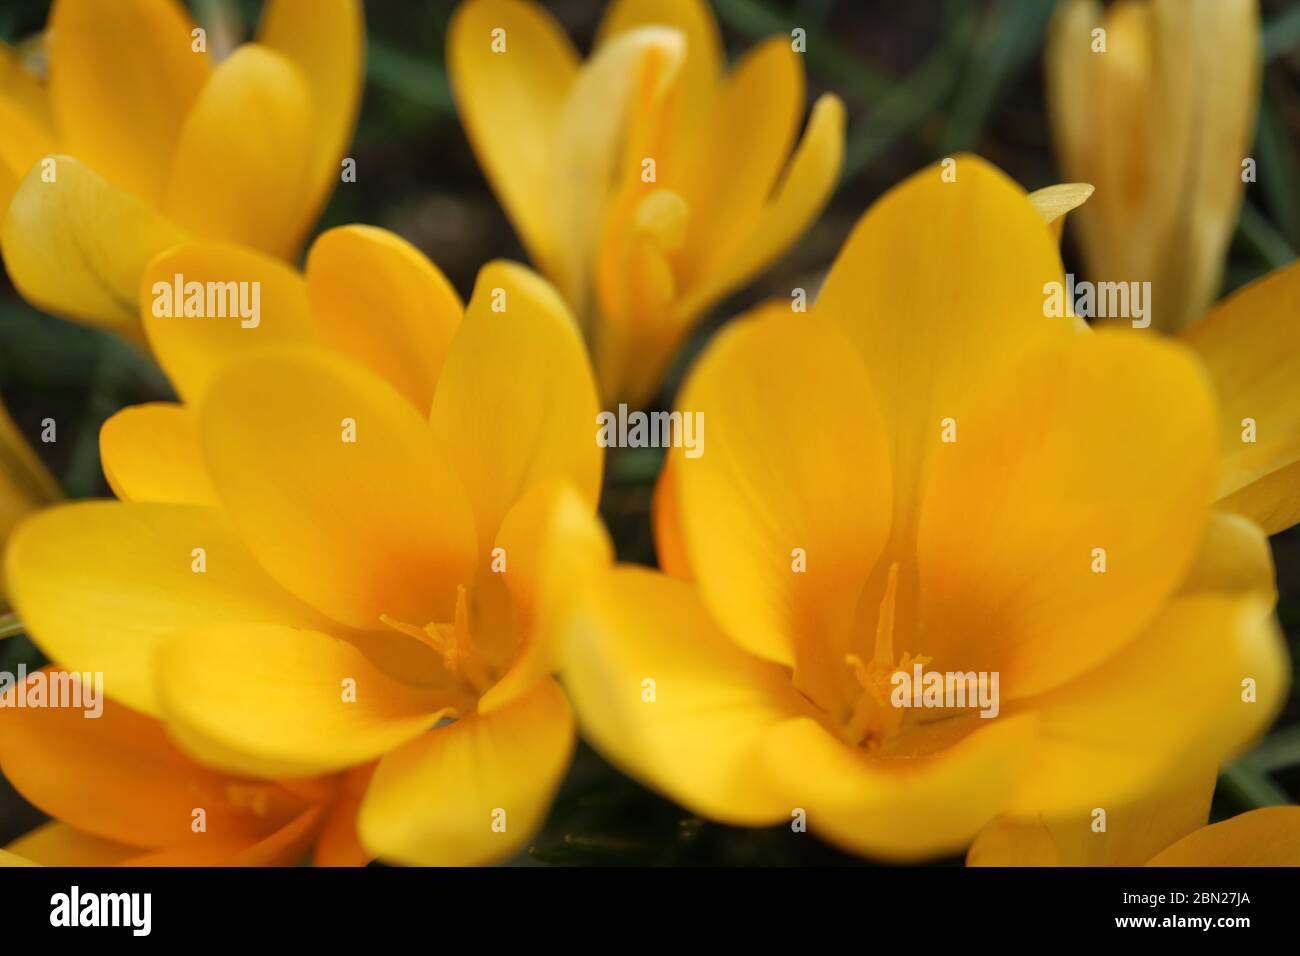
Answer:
top-left (839, 563), bottom-right (932, 751)
top-left (380, 584), bottom-right (496, 697)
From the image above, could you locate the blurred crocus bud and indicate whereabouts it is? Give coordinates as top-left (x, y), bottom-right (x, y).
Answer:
top-left (1046, 0), bottom-right (1259, 333)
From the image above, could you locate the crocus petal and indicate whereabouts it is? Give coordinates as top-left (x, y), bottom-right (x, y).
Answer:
top-left (564, 567), bottom-right (807, 826)
top-left (164, 45), bottom-right (312, 258)
top-left (448, 0), bottom-right (579, 281)
top-left (478, 478), bottom-right (613, 713)
top-left (1182, 260), bottom-right (1300, 534)
top-left (314, 766), bottom-right (374, 867)
top-left (99, 403), bottom-right (218, 507)
top-left (157, 624), bottom-right (454, 777)
top-left (676, 92), bottom-right (845, 323)
top-left (359, 677), bottom-right (574, 866)
top-left (200, 348), bottom-right (476, 630)
top-left (141, 241), bottom-right (316, 403)
top-left (430, 262), bottom-right (601, 547)
top-left (122, 806), bottom-right (324, 866)
top-left (0, 42), bottom-right (55, 203)
top-left (305, 225), bottom-right (463, 414)
top-left (47, 0), bottom-right (209, 204)
top-left (548, 26), bottom-right (684, 316)
top-left (759, 712), bottom-right (1037, 860)
top-left (967, 768), bottom-right (1216, 866)
top-left (673, 304), bottom-right (892, 681)
top-left (256, 0), bottom-right (365, 247)
top-left (2, 156), bottom-right (188, 329)
top-left (673, 37), bottom-right (803, 292)
top-left (1027, 181), bottom-right (1094, 242)
top-left (595, 0), bottom-right (722, 140)
top-left (0, 669), bottom-right (310, 850)
top-left (816, 155), bottom-right (1074, 535)
top-left (915, 331), bottom-right (1217, 696)
top-left (652, 458), bottom-right (690, 579)
top-left (1013, 592), bottom-right (1287, 818)
top-left (1146, 807), bottom-right (1300, 866)
top-left (4, 823), bottom-right (136, 867)
top-left (5, 502), bottom-right (324, 714)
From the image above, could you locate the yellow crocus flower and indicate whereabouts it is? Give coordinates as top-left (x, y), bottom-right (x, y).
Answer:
top-left (563, 156), bottom-right (1295, 861)
top-left (6, 231), bottom-right (611, 866)
top-left (970, 771), bottom-right (1300, 866)
top-left (1045, 0), bottom-right (1260, 333)
top-left (1, 667), bottom-right (372, 866)
top-left (448, 0), bottom-right (845, 405)
top-left (0, 0), bottom-right (364, 338)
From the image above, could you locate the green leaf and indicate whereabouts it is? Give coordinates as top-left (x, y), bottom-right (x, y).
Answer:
top-left (941, 0), bottom-right (1056, 153)
top-left (1218, 762), bottom-right (1292, 810)
top-left (1263, 3), bottom-right (1300, 63)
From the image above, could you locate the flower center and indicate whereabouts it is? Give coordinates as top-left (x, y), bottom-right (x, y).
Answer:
top-left (380, 585), bottom-right (495, 696)
top-left (839, 562), bottom-right (931, 751)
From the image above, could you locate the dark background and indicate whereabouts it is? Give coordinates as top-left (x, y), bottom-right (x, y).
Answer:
top-left (2, 0), bottom-right (1299, 864)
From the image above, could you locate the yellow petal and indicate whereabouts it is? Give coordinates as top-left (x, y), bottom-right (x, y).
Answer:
top-left (915, 331), bottom-right (1217, 696)
top-left (448, 0), bottom-right (579, 281)
top-left (199, 348), bottom-right (476, 630)
top-left (359, 677), bottom-right (574, 866)
top-left (595, 0), bottom-right (721, 140)
top-left (256, 0), bottom-right (365, 247)
top-left (1013, 591), bottom-right (1287, 818)
top-left (564, 567), bottom-right (806, 826)
top-left (673, 37), bottom-right (803, 292)
top-left (760, 712), bottom-right (1037, 861)
top-left (652, 457), bottom-right (691, 579)
top-left (676, 92), bottom-right (845, 323)
top-left (99, 403), bottom-right (218, 506)
top-left (47, 0), bottom-right (209, 204)
top-left (1182, 260), bottom-right (1300, 534)
top-left (1147, 807), bottom-right (1300, 866)
top-left (968, 768), bottom-right (1216, 866)
top-left (2, 156), bottom-right (188, 329)
top-left (673, 303), bottom-right (891, 681)
top-left (0, 669), bottom-right (312, 849)
top-left (5, 823), bottom-right (136, 867)
top-left (1146, 0), bottom-right (1259, 331)
top-left (1027, 181), bottom-right (1094, 242)
top-left (305, 225), bottom-right (463, 414)
top-left (0, 42), bottom-right (55, 193)
top-left (1178, 510), bottom-right (1275, 599)
top-left (478, 478), bottom-right (613, 713)
top-left (164, 45), bottom-right (313, 258)
top-left (5, 501), bottom-right (324, 714)
top-left (157, 624), bottom-right (452, 777)
top-left (816, 155), bottom-right (1074, 537)
top-left (549, 26), bottom-right (685, 316)
top-left (141, 241), bottom-right (316, 403)
top-left (430, 262), bottom-right (601, 547)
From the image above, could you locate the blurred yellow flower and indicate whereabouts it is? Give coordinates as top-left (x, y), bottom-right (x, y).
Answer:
top-left (1045, 0), bottom-right (1259, 333)
top-left (0, 0), bottom-right (364, 339)
top-left (0, 667), bottom-right (371, 866)
top-left (7, 232), bottom-right (611, 866)
top-left (564, 156), bottom-right (1293, 860)
top-left (969, 772), bottom-right (1300, 866)
top-left (449, 0), bottom-right (845, 405)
